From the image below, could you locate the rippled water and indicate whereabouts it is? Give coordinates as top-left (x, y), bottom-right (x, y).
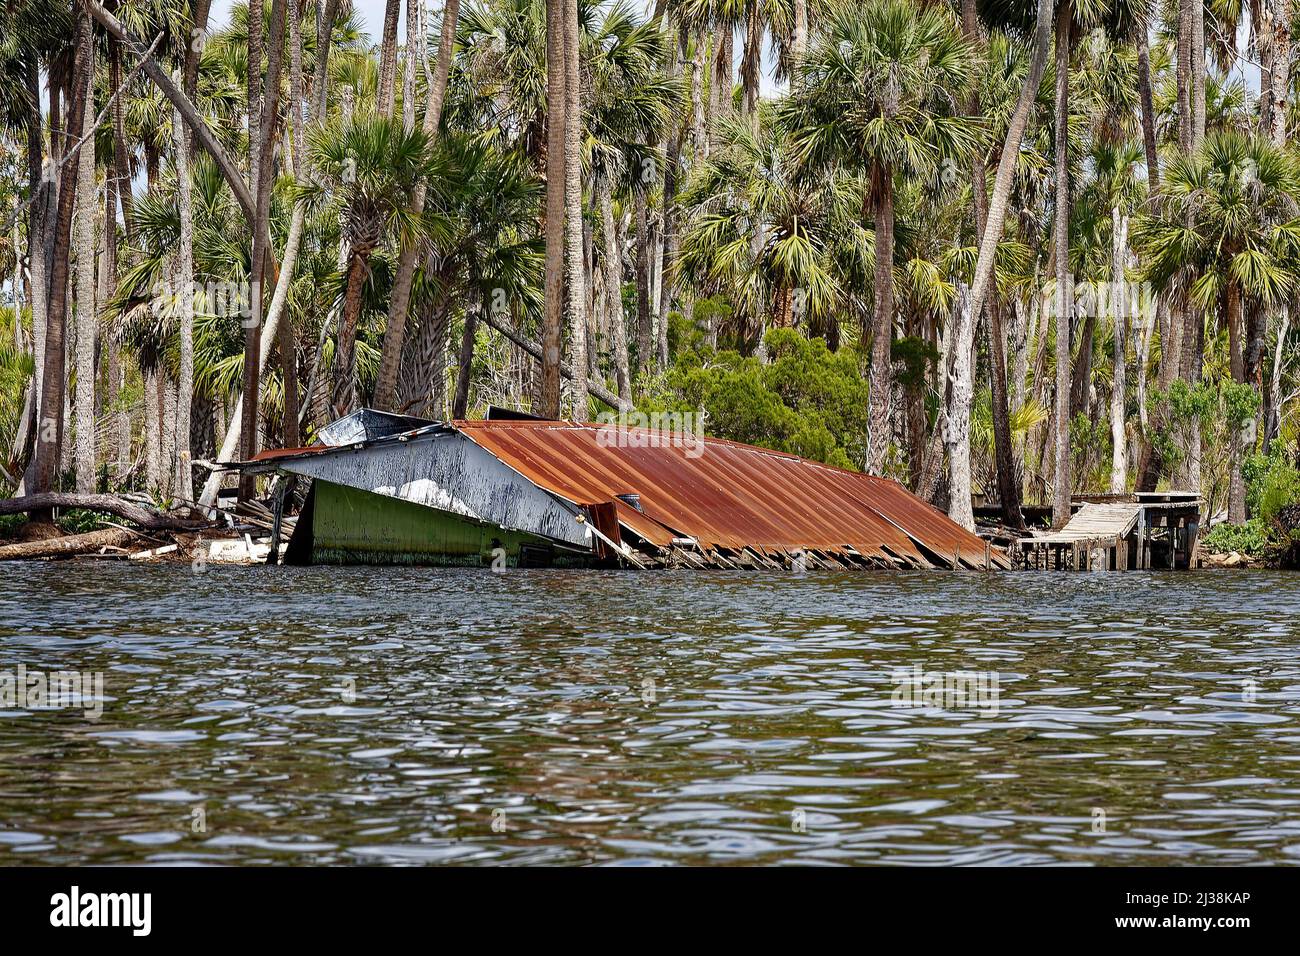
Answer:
top-left (2, 563), bottom-right (1300, 865)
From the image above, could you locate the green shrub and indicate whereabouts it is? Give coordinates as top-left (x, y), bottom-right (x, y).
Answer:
top-left (1201, 518), bottom-right (1272, 557)
top-left (1244, 448), bottom-right (1300, 524)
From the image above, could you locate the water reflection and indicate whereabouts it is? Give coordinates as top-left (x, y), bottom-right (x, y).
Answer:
top-left (1, 564), bottom-right (1298, 865)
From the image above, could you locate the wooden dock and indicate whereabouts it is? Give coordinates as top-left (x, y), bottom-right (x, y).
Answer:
top-left (1012, 493), bottom-right (1202, 571)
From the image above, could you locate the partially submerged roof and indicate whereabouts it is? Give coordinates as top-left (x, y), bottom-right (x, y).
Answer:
top-left (244, 413), bottom-right (1006, 569)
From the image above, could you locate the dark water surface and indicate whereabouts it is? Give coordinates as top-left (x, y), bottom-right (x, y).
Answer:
top-left (2, 563), bottom-right (1299, 866)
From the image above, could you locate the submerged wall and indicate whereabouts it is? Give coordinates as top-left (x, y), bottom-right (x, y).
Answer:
top-left (308, 480), bottom-right (579, 566)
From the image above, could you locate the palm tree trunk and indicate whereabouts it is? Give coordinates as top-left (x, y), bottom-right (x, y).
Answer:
top-left (600, 180), bottom-right (631, 408)
top-left (373, 0), bottom-right (461, 411)
top-left (711, 20), bottom-right (732, 151)
top-left (109, 39), bottom-right (136, 245)
top-left (198, 0), bottom-right (337, 510)
top-left (1131, 30), bottom-right (1166, 492)
top-left (563, 0), bottom-right (588, 419)
top-left (866, 165), bottom-right (894, 476)
top-left (1266, 0), bottom-right (1291, 145)
top-left (145, 369), bottom-right (160, 490)
top-left (1051, 1), bottom-right (1072, 528)
top-left (238, 0), bottom-right (287, 500)
top-left (1109, 207), bottom-right (1129, 493)
top-left (1227, 278), bottom-right (1247, 522)
top-left (183, 0), bottom-right (213, 104)
top-left (248, 0), bottom-right (263, 200)
top-left (377, 0), bottom-right (402, 118)
top-left (452, 306), bottom-right (479, 419)
top-left (657, 28), bottom-right (685, 364)
top-left (960, 0), bottom-right (1031, 528)
top-left (740, 1), bottom-right (761, 132)
top-left (332, 251), bottom-right (371, 416)
top-left (540, 0), bottom-right (567, 418)
top-left (634, 189), bottom-right (652, 377)
top-left (174, 82), bottom-right (195, 500)
top-left (792, 0), bottom-right (807, 69)
top-left (74, 40), bottom-right (97, 494)
top-left (402, 0), bottom-right (418, 132)
top-left (946, 286), bottom-right (976, 530)
top-left (30, 13), bottom-right (90, 513)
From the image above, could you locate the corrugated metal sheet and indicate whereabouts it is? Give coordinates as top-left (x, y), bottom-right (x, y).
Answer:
top-left (455, 420), bottom-right (1006, 569)
top-left (245, 414), bottom-right (1006, 569)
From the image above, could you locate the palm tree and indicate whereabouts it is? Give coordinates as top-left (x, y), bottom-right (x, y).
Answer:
top-left (586, 1), bottom-right (680, 402)
top-left (377, 0), bottom-right (403, 117)
top-left (73, 34), bottom-right (97, 493)
top-left (783, 0), bottom-right (980, 475)
top-left (372, 0), bottom-right (462, 412)
top-left (299, 114), bottom-right (432, 416)
top-left (562, 0), bottom-right (587, 417)
top-left (1136, 131), bottom-right (1300, 521)
top-left (30, 10), bottom-right (92, 512)
top-left (677, 116), bottom-right (844, 352)
top-left (541, 0), bottom-right (567, 417)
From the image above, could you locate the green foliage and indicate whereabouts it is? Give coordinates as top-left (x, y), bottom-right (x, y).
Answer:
top-left (1201, 518), bottom-right (1272, 557)
top-left (1244, 447), bottom-right (1300, 524)
top-left (648, 327), bottom-right (870, 470)
top-left (56, 509), bottom-right (111, 536)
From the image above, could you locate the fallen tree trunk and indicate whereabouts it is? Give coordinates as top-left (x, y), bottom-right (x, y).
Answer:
top-left (0, 527), bottom-right (140, 561)
top-left (0, 493), bottom-right (211, 531)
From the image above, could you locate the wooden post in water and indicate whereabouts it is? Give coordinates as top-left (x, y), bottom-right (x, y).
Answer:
top-left (267, 478), bottom-right (289, 566)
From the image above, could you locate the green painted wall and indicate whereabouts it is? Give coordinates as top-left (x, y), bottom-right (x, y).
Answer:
top-left (308, 480), bottom-right (584, 566)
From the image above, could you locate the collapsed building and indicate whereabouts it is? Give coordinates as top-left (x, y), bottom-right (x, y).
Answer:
top-left (233, 409), bottom-right (1008, 570)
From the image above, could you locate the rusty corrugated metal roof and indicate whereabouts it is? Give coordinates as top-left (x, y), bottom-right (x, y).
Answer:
top-left (239, 415), bottom-right (1006, 568)
top-left (454, 420), bottom-right (1005, 569)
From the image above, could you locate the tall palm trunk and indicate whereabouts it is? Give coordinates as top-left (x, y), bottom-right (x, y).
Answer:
top-left (174, 83), bottom-right (195, 499)
top-left (1132, 30), bottom-right (1167, 492)
top-left (711, 20), bottom-right (732, 151)
top-left (109, 39), bottom-right (136, 245)
top-left (74, 40), bottom-right (97, 493)
top-left (452, 304), bottom-right (479, 419)
top-left (958, 0), bottom-right (1028, 529)
top-left (1109, 207), bottom-right (1129, 493)
top-left (740, 2), bottom-right (761, 131)
top-left (657, 28), bottom-right (685, 369)
top-left (248, 0), bottom-right (263, 199)
top-left (1051, 2), bottom-right (1072, 528)
top-left (31, 13), bottom-right (91, 512)
top-left (332, 250), bottom-right (372, 416)
top-left (374, 0), bottom-right (461, 410)
top-left (792, 0), bottom-right (807, 68)
top-left (1226, 278), bottom-right (1247, 522)
top-left (402, 0), bottom-right (418, 132)
top-left (866, 165), bottom-right (894, 476)
top-left (198, 0), bottom-right (340, 509)
top-left (563, 0), bottom-right (588, 418)
top-left (377, 0), bottom-right (402, 117)
top-left (946, 286), bottom-right (976, 530)
top-left (600, 180), bottom-right (631, 407)
top-left (634, 189), bottom-right (652, 375)
top-left (540, 0), bottom-right (567, 418)
top-left (238, 0), bottom-right (287, 501)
